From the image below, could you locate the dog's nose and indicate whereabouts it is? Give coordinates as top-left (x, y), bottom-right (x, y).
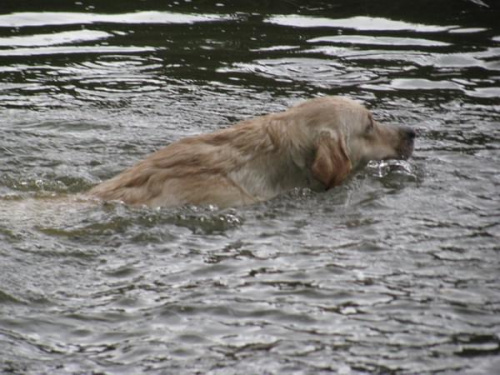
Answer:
top-left (403, 127), bottom-right (416, 141)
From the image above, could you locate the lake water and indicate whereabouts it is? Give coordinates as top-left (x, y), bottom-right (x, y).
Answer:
top-left (1, 1), bottom-right (499, 374)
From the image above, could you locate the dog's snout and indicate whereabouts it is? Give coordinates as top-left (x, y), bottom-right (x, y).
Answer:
top-left (393, 126), bottom-right (416, 160)
top-left (403, 127), bottom-right (416, 141)
top-left (406, 128), bottom-right (417, 141)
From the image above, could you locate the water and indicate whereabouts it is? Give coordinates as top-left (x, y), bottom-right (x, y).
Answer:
top-left (1, 1), bottom-right (499, 374)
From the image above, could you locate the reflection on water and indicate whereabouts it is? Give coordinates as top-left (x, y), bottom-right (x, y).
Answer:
top-left (0, 30), bottom-right (112, 47)
top-left (1, 1), bottom-right (499, 374)
top-left (265, 14), bottom-right (456, 32)
top-left (0, 11), bottom-right (228, 27)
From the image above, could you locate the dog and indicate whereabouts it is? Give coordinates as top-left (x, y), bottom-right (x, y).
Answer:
top-left (89, 96), bottom-right (415, 208)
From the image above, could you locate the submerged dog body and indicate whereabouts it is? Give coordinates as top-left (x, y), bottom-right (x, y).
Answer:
top-left (89, 96), bottom-right (415, 208)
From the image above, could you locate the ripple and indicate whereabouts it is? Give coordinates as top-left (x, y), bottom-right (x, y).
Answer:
top-left (309, 35), bottom-right (451, 47)
top-left (310, 46), bottom-right (499, 72)
top-left (0, 289), bottom-right (22, 304)
top-left (1, 3), bottom-right (500, 375)
top-left (449, 27), bottom-right (488, 34)
top-left (0, 45), bottom-right (156, 57)
top-left (265, 15), bottom-right (455, 32)
top-left (387, 78), bottom-right (462, 91)
top-left (219, 58), bottom-right (379, 88)
top-left (466, 87), bottom-right (500, 98)
top-left (365, 77), bottom-right (500, 99)
top-left (0, 11), bottom-right (229, 27)
top-left (0, 30), bottom-right (111, 47)
top-left (0, 54), bottom-right (165, 108)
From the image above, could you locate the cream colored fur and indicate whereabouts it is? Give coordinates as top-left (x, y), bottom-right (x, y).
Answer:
top-left (89, 96), bottom-right (415, 208)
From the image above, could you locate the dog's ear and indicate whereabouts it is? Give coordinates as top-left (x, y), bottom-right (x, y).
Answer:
top-left (311, 131), bottom-right (352, 189)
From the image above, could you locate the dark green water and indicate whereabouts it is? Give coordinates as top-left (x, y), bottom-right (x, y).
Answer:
top-left (1, 1), bottom-right (499, 374)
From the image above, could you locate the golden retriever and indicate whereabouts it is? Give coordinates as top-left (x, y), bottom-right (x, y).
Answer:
top-left (89, 96), bottom-right (415, 208)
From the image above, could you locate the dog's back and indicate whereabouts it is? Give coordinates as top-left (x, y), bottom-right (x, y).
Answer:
top-left (89, 112), bottom-right (312, 208)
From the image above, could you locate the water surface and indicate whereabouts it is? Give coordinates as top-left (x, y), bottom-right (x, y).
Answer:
top-left (1, 1), bottom-right (499, 374)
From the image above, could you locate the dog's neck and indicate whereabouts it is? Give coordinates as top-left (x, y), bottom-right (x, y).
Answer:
top-left (224, 114), bottom-right (320, 201)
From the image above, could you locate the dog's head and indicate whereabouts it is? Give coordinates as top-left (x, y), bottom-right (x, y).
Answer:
top-left (291, 96), bottom-right (415, 189)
